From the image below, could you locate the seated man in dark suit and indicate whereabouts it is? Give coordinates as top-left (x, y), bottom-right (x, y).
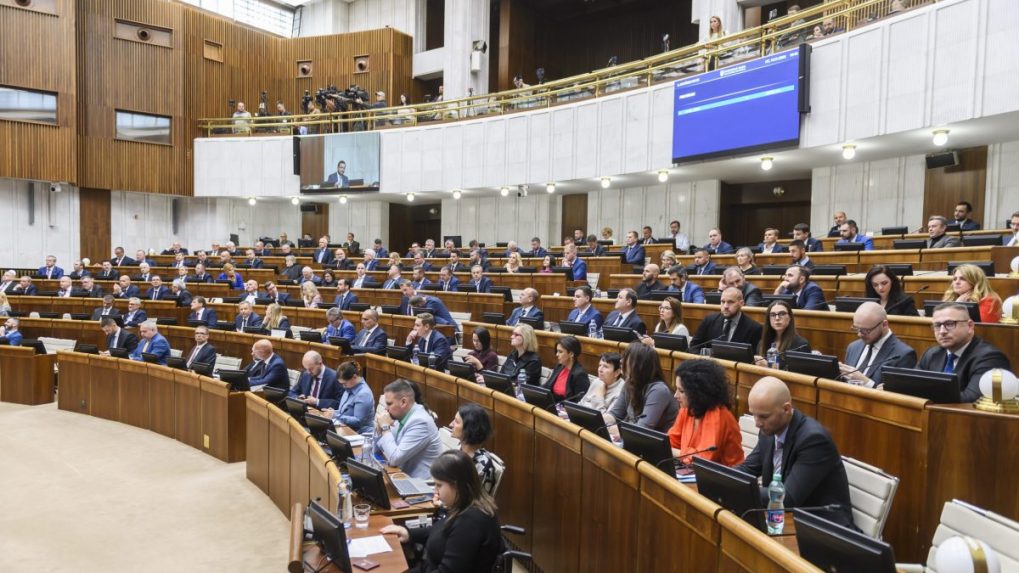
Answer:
top-left (37, 255), bottom-right (65, 279)
top-left (507, 288), bottom-right (543, 327)
top-left (240, 280), bottom-right (261, 305)
top-left (113, 276), bottom-right (139, 299)
top-left (280, 256), bottom-right (302, 284)
top-left (68, 261), bottom-right (92, 280)
top-left (704, 228), bottom-right (735, 255)
top-left (380, 266), bottom-right (403, 290)
top-left (313, 237), bottom-right (335, 266)
top-left (757, 228), bottom-right (787, 254)
top-left (635, 263), bottom-right (666, 300)
top-left (100, 317), bottom-right (138, 354)
top-left (952, 201), bottom-right (981, 231)
top-left (325, 160), bottom-right (349, 187)
top-left (838, 302), bottom-right (917, 387)
top-left (263, 282), bottom-right (290, 305)
top-left (184, 325), bottom-right (217, 369)
top-left (916, 302), bottom-right (1012, 403)
top-left (289, 350), bottom-right (343, 409)
top-left (234, 301), bottom-right (263, 332)
top-left (331, 248), bottom-right (354, 270)
top-left (827, 211), bottom-right (847, 238)
top-left (775, 266), bottom-right (828, 311)
top-left (788, 240), bottom-right (816, 270)
top-left (14, 276), bottom-right (38, 296)
top-left (666, 265), bottom-right (705, 304)
top-left (1003, 211), bottom-right (1019, 246)
top-left (160, 241), bottom-right (188, 256)
top-left (925, 216), bottom-right (962, 249)
top-left (122, 298), bottom-right (148, 328)
top-left (342, 232), bottom-right (360, 257)
top-left (567, 285), bottom-right (603, 329)
top-left (186, 263), bottom-right (214, 283)
top-left (170, 279), bottom-right (192, 308)
top-left (243, 249), bottom-right (264, 269)
top-left (434, 266), bottom-right (460, 292)
top-left (408, 294), bottom-right (459, 332)
top-left (0, 270), bottom-right (17, 295)
top-left (129, 320), bottom-right (171, 364)
top-left (529, 237), bottom-right (549, 258)
top-left (447, 253), bottom-right (469, 274)
top-left (561, 244), bottom-right (588, 282)
top-left (792, 224), bottom-right (824, 252)
top-left (246, 339), bottom-right (290, 390)
top-left (90, 295), bottom-right (121, 321)
top-left (77, 276), bottom-right (104, 298)
top-left (404, 313), bottom-right (451, 371)
top-left (738, 377), bottom-right (858, 529)
top-left (95, 261), bottom-right (118, 281)
top-left (690, 249), bottom-right (718, 276)
top-left (621, 231), bottom-right (646, 265)
top-left (144, 276), bottom-right (171, 301)
top-left (467, 265), bottom-right (493, 293)
top-left (350, 264), bottom-right (376, 289)
top-left (110, 246), bottom-right (135, 268)
top-left (689, 287), bottom-right (763, 351)
top-left (333, 278), bottom-right (359, 310)
top-left (604, 288), bottom-right (647, 335)
top-left (411, 254), bottom-right (433, 272)
top-left (467, 249), bottom-right (490, 272)
top-left (323, 307), bottom-right (356, 340)
top-left (351, 309), bottom-right (388, 355)
top-left (409, 266), bottom-right (431, 290)
top-left (835, 220), bottom-right (874, 250)
top-left (188, 296), bottom-right (218, 325)
top-left (584, 234), bottom-right (607, 256)
top-left (720, 267), bottom-right (764, 307)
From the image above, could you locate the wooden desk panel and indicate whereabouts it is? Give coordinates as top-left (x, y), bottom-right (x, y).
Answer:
top-left (56, 351), bottom-right (90, 414)
top-left (579, 433), bottom-right (642, 573)
top-left (423, 369), bottom-right (458, 427)
top-left (289, 418), bottom-right (311, 514)
top-left (0, 347), bottom-right (54, 405)
top-left (364, 355), bottom-right (396, 397)
top-left (717, 511), bottom-right (818, 573)
top-left (173, 370), bottom-right (203, 451)
top-left (736, 364), bottom-right (818, 418)
top-left (531, 409), bottom-right (583, 573)
top-left (309, 444), bottom-right (332, 508)
top-left (88, 354), bottom-right (121, 422)
top-left (118, 360), bottom-right (151, 430)
top-left (148, 364), bottom-right (176, 438)
top-left (201, 377), bottom-right (244, 462)
top-left (268, 406), bottom-right (293, 515)
top-left (637, 463), bottom-right (722, 573)
top-left (491, 391), bottom-right (536, 552)
top-left (245, 393), bottom-right (270, 495)
top-left (456, 377), bottom-right (495, 412)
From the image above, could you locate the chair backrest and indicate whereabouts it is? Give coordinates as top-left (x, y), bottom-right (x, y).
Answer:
top-left (488, 450), bottom-right (507, 496)
top-left (587, 272), bottom-right (600, 289)
top-left (214, 354), bottom-right (242, 371)
top-left (738, 414), bottom-right (758, 457)
top-left (38, 337), bottom-right (76, 353)
top-left (170, 348), bottom-right (183, 358)
top-left (842, 456), bottom-right (899, 539)
top-left (288, 369), bottom-right (302, 388)
top-left (540, 366), bottom-right (552, 384)
top-left (925, 500), bottom-right (1019, 572)
top-left (438, 427), bottom-right (460, 451)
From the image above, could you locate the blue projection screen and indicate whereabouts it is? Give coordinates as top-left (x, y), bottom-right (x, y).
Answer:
top-left (671, 47), bottom-right (807, 163)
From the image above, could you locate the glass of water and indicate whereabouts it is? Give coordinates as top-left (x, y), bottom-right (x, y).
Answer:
top-left (700, 348), bottom-right (712, 358)
top-left (353, 503), bottom-right (371, 529)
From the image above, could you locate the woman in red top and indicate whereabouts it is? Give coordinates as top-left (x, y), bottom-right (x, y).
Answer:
top-left (667, 359), bottom-right (744, 467)
top-left (942, 264), bottom-right (1003, 323)
top-left (544, 336), bottom-right (590, 402)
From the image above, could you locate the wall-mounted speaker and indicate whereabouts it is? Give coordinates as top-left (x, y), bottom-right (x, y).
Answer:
top-left (15, 0), bottom-right (33, 7)
top-left (925, 150), bottom-right (959, 169)
top-left (297, 60), bottom-right (313, 77)
top-left (300, 204), bottom-right (319, 213)
top-left (354, 55), bottom-right (370, 74)
top-left (137, 28), bottom-right (151, 41)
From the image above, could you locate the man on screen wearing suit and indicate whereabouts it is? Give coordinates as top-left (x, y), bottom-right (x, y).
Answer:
top-left (507, 288), bottom-right (544, 327)
top-left (738, 377), bottom-right (858, 529)
top-left (435, 266), bottom-right (460, 292)
top-left (246, 339), bottom-right (290, 391)
top-left (838, 303), bottom-right (916, 387)
top-left (130, 321), bottom-right (171, 364)
top-left (666, 266), bottom-right (705, 304)
top-left (689, 287), bottom-right (763, 351)
top-left (188, 296), bottom-right (218, 326)
top-left (184, 326), bottom-right (217, 370)
top-left (101, 317), bottom-right (138, 354)
top-left (603, 289), bottom-right (647, 335)
top-left (916, 303), bottom-right (1012, 403)
top-left (622, 231), bottom-right (646, 266)
top-left (313, 237), bottom-right (335, 265)
top-left (567, 286), bottom-right (603, 329)
top-left (775, 266), bottom-right (828, 311)
top-left (404, 313), bottom-right (451, 371)
top-left (234, 301), bottom-right (263, 332)
top-left (351, 309), bottom-right (388, 355)
top-left (289, 350), bottom-right (343, 409)
top-left (326, 160), bottom-right (349, 188)
top-left (468, 265), bottom-right (493, 293)
top-left (333, 279), bottom-right (359, 310)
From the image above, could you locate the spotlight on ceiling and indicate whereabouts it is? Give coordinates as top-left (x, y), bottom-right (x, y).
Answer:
top-left (932, 129), bottom-right (950, 146)
top-left (600, 177), bottom-right (611, 189)
top-left (546, 182), bottom-right (556, 193)
top-left (657, 169), bottom-right (669, 183)
top-left (760, 156), bottom-right (774, 171)
top-left (452, 189), bottom-right (462, 200)
top-left (406, 193), bottom-right (415, 202)
top-left (339, 195), bottom-right (348, 204)
top-left (500, 186), bottom-right (509, 197)
top-left (247, 197), bottom-right (257, 206)
top-left (290, 196), bottom-right (300, 205)
top-left (841, 144), bottom-right (856, 160)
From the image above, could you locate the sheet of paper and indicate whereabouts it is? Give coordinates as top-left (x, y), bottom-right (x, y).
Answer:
top-left (342, 433), bottom-right (365, 447)
top-left (348, 535), bottom-right (393, 558)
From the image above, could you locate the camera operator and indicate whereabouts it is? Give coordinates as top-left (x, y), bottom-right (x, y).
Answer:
top-left (274, 101), bottom-right (292, 134)
top-left (358, 90), bottom-right (388, 128)
top-left (231, 102), bottom-right (252, 134)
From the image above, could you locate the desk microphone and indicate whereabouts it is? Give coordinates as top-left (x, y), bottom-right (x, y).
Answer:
top-left (778, 343), bottom-right (811, 359)
top-left (663, 445), bottom-right (719, 470)
top-left (688, 332), bottom-right (726, 353)
top-left (739, 503), bottom-right (843, 520)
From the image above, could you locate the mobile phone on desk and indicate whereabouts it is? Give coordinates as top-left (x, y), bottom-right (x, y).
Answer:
top-left (403, 494), bottom-right (432, 505)
top-left (353, 558), bottom-right (380, 571)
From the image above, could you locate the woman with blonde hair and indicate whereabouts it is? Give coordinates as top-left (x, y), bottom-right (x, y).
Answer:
top-left (942, 264), bottom-right (1002, 323)
top-left (0, 292), bottom-right (10, 316)
top-left (659, 250), bottom-right (678, 269)
top-left (262, 302), bottom-right (291, 333)
top-left (388, 252), bottom-right (403, 270)
top-left (301, 281), bottom-right (322, 309)
top-left (217, 262), bottom-right (244, 289)
top-left (735, 247), bottom-right (761, 275)
top-left (492, 323), bottom-right (542, 386)
top-left (504, 252), bottom-right (523, 274)
top-left (600, 227), bottom-right (614, 243)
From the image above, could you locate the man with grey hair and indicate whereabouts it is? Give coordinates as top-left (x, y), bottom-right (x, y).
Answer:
top-left (925, 216), bottom-right (962, 249)
top-left (0, 270), bottom-right (19, 294)
top-left (170, 278), bottom-right (192, 307)
top-left (280, 255), bottom-right (301, 283)
top-left (720, 267), bottom-right (764, 307)
top-left (234, 300), bottom-right (262, 331)
top-left (374, 378), bottom-right (444, 479)
top-left (507, 288), bottom-right (543, 326)
top-left (130, 320), bottom-right (170, 364)
top-left (323, 306), bottom-right (355, 340)
top-left (123, 297), bottom-right (147, 327)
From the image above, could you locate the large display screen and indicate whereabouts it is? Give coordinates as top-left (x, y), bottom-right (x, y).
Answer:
top-left (298, 132), bottom-right (380, 193)
top-left (671, 46), bottom-right (808, 163)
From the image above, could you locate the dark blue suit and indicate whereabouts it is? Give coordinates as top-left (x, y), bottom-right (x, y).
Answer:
top-left (381, 278), bottom-right (401, 290)
top-left (326, 172), bottom-right (349, 187)
top-left (247, 353), bottom-right (290, 390)
top-left (351, 326), bottom-right (388, 355)
top-left (805, 237), bottom-right (824, 252)
top-left (234, 312), bottom-right (263, 331)
top-left (507, 306), bottom-right (544, 326)
top-left (325, 320), bottom-right (356, 340)
top-left (1003, 235), bottom-right (1017, 247)
top-left (333, 292), bottom-right (359, 310)
top-left (567, 257), bottom-right (587, 281)
top-left (411, 330), bottom-right (451, 371)
top-left (784, 282), bottom-right (827, 311)
top-left (14, 285), bottom-right (38, 296)
top-left (757, 243), bottom-right (787, 254)
top-left (364, 259), bottom-right (380, 272)
top-left (186, 273), bottom-right (213, 283)
top-left (289, 366), bottom-right (343, 409)
top-left (956, 218), bottom-right (981, 231)
top-left (669, 282), bottom-right (706, 303)
top-left (144, 286), bottom-right (170, 301)
top-left (604, 310), bottom-right (647, 335)
top-left (692, 262), bottom-right (718, 276)
top-left (706, 241), bottom-right (735, 255)
top-left (567, 305), bottom-right (603, 329)
top-left (188, 308), bottom-right (218, 326)
top-left (469, 277), bottom-right (493, 293)
top-left (436, 277), bottom-right (460, 292)
top-left (37, 266), bottom-right (64, 279)
top-left (622, 244), bottom-right (645, 265)
top-left (1, 330), bottom-right (24, 346)
top-left (118, 285), bottom-right (140, 299)
top-left (836, 235), bottom-right (874, 250)
top-left (530, 247), bottom-right (549, 258)
top-left (106, 329), bottom-right (139, 353)
top-left (130, 333), bottom-right (171, 364)
top-left (411, 278), bottom-right (431, 290)
top-left (123, 309), bottom-right (148, 327)
top-left (184, 343), bottom-right (217, 369)
top-left (313, 248), bottom-right (335, 265)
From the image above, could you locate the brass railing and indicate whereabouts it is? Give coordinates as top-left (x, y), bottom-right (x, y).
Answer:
top-left (197, 0), bottom-right (932, 136)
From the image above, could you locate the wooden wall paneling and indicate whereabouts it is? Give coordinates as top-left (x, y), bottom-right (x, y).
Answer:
top-left (78, 187), bottom-right (111, 262)
top-left (922, 146), bottom-right (988, 229)
top-left (0, 0), bottom-right (77, 183)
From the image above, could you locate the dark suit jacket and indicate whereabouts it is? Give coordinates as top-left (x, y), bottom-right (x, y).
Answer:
top-left (926, 234), bottom-right (962, 249)
top-left (741, 283), bottom-right (764, 307)
top-left (144, 286), bottom-right (170, 301)
top-left (174, 290), bottom-right (193, 308)
top-left (737, 410), bottom-right (857, 529)
top-left (917, 337), bottom-right (1012, 402)
top-left (567, 306), bottom-right (603, 329)
top-left (448, 262), bottom-right (469, 273)
top-left (956, 218), bottom-right (980, 231)
top-left (234, 312), bottom-right (263, 331)
top-left (706, 241), bottom-right (735, 255)
top-left (507, 306), bottom-right (544, 326)
top-left (188, 308), bottom-right (218, 325)
top-left (289, 367), bottom-right (343, 410)
top-left (76, 286), bottom-right (104, 298)
top-left (333, 292), bottom-right (359, 310)
top-left (668, 282), bottom-right (705, 304)
top-left (247, 353), bottom-right (290, 390)
top-left (622, 244), bottom-right (646, 265)
top-left (96, 270), bottom-right (118, 281)
top-left (692, 262), bottom-right (718, 276)
top-left (884, 295), bottom-right (919, 317)
top-left (313, 248), bottom-right (335, 265)
top-left (544, 362), bottom-right (590, 402)
top-left (785, 282), bottom-right (827, 311)
top-left (106, 329), bottom-right (139, 352)
top-left (112, 256), bottom-right (136, 267)
top-left (804, 237), bottom-right (824, 252)
top-left (184, 343), bottom-right (217, 369)
top-left (436, 277), bottom-right (460, 292)
top-left (844, 334), bottom-right (916, 385)
top-left (343, 241), bottom-right (360, 256)
top-left (332, 258), bottom-right (354, 271)
top-left (246, 258), bottom-right (265, 269)
top-left (186, 273), bottom-right (213, 283)
top-left (530, 247), bottom-right (549, 258)
top-left (585, 245), bottom-right (607, 256)
top-left (117, 285), bottom-right (140, 299)
top-left (635, 280), bottom-right (667, 300)
top-left (123, 309), bottom-right (148, 327)
top-left (757, 243), bottom-right (788, 254)
top-left (352, 326), bottom-right (388, 355)
top-left (604, 310), bottom-right (647, 335)
top-left (412, 330), bottom-right (451, 371)
top-left (690, 312), bottom-right (763, 351)
top-left (15, 285), bottom-right (39, 295)
top-left (350, 275), bottom-right (376, 289)
top-left (90, 307), bottom-right (121, 321)
top-left (468, 277), bottom-right (493, 293)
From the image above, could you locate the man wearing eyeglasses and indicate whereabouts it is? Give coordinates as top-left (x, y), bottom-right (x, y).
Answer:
top-left (916, 302), bottom-right (1011, 402)
top-left (838, 302), bottom-right (916, 387)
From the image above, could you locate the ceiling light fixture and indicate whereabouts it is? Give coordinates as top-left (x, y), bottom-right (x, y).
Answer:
top-left (841, 144), bottom-right (856, 160)
top-left (290, 196), bottom-right (300, 205)
top-left (546, 182), bottom-right (556, 193)
top-left (760, 156), bottom-right (774, 171)
top-left (247, 197), bottom-right (257, 206)
top-left (339, 195), bottom-right (348, 204)
top-left (500, 186), bottom-right (509, 197)
top-left (406, 193), bottom-right (415, 202)
top-left (452, 189), bottom-right (462, 199)
top-left (600, 177), bottom-right (611, 189)
top-left (932, 129), bottom-right (950, 146)
top-left (657, 169), bottom-right (669, 183)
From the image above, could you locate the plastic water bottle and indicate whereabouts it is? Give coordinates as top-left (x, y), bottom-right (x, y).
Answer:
top-left (337, 479), bottom-right (353, 528)
top-left (361, 431), bottom-right (375, 465)
top-left (515, 371), bottom-right (527, 401)
top-left (766, 344), bottom-right (779, 369)
top-left (767, 472), bottom-right (786, 535)
top-left (411, 346), bottom-right (420, 365)
top-left (588, 319), bottom-right (598, 339)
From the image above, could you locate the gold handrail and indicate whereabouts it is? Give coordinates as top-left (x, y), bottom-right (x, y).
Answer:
top-left (197, 0), bottom-right (931, 136)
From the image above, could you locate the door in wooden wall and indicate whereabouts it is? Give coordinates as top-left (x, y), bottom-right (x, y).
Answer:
top-left (561, 194), bottom-right (588, 245)
top-left (923, 146), bottom-right (987, 229)
top-left (79, 188), bottom-right (111, 262)
top-left (719, 180), bottom-right (812, 247)
top-left (301, 203), bottom-right (329, 242)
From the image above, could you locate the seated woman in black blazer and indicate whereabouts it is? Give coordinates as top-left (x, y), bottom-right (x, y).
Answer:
top-left (494, 324), bottom-right (542, 386)
top-left (865, 265), bottom-right (919, 317)
top-left (753, 300), bottom-right (811, 369)
top-left (544, 335), bottom-right (589, 402)
top-left (381, 450), bottom-right (504, 572)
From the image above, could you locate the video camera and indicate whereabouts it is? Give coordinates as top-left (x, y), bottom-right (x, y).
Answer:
top-left (310, 84), bottom-right (370, 113)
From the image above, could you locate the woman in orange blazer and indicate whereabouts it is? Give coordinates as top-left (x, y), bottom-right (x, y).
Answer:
top-left (667, 359), bottom-right (745, 467)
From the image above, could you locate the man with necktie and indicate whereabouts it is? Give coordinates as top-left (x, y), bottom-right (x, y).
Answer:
top-left (436, 266), bottom-right (460, 292)
top-left (666, 265), bottom-right (705, 304)
top-left (38, 255), bottom-right (64, 279)
top-left (91, 295), bottom-right (121, 321)
top-left (381, 266), bottom-right (402, 290)
top-left (246, 339), bottom-right (290, 390)
top-left (289, 350), bottom-right (342, 409)
top-left (689, 287), bottom-right (763, 351)
top-left (314, 237), bottom-right (335, 265)
top-left (622, 231), bottom-right (646, 265)
top-left (603, 288), bottom-right (647, 335)
top-left (507, 288), bottom-right (544, 326)
top-left (185, 326), bottom-right (217, 369)
top-left (56, 276), bottom-right (74, 298)
top-left (234, 301), bottom-right (263, 332)
top-left (404, 313), bottom-right (451, 371)
top-left (333, 278), bottom-right (359, 310)
top-left (350, 309), bottom-right (388, 355)
top-left (0, 270), bottom-right (18, 294)
top-left (145, 276), bottom-right (170, 301)
top-left (566, 286), bottom-right (603, 329)
top-left (122, 298), bottom-right (148, 328)
top-left (468, 265), bottom-right (493, 293)
top-left (188, 296), bottom-right (218, 326)
top-left (838, 302), bottom-right (916, 387)
top-left (323, 307), bottom-right (356, 340)
top-left (129, 320), bottom-right (171, 364)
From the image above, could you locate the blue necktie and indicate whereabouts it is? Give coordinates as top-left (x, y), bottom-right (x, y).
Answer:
top-left (943, 352), bottom-right (956, 374)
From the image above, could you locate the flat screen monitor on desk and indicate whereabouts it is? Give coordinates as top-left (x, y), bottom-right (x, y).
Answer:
top-left (652, 333), bottom-right (688, 352)
top-left (19, 339), bottom-right (47, 354)
top-left (166, 356), bottom-right (187, 370)
top-left (602, 326), bottom-right (640, 343)
top-left (284, 396), bottom-right (309, 426)
top-left (834, 243), bottom-right (865, 252)
top-left (190, 361), bottom-right (214, 377)
top-left (109, 347), bottom-right (130, 359)
top-left (328, 337), bottom-right (353, 355)
top-left (307, 500), bottom-right (353, 573)
top-left (648, 290), bottom-right (678, 301)
top-left (784, 351), bottom-right (840, 380)
top-left (299, 330), bottom-right (324, 343)
top-left (881, 367), bottom-right (960, 403)
top-left (711, 341), bottom-right (755, 364)
top-left (491, 286), bottom-right (513, 302)
top-left (305, 412), bottom-right (333, 443)
top-left (447, 360), bottom-right (474, 380)
top-left (557, 321), bottom-right (589, 336)
top-left (893, 239), bottom-right (926, 250)
top-left (262, 385), bottom-right (288, 408)
top-left (74, 343), bottom-right (99, 354)
top-left (794, 509), bottom-right (896, 573)
top-left (141, 352), bottom-right (162, 365)
top-left (481, 312), bottom-right (506, 326)
top-left (386, 345), bottom-right (411, 361)
top-left (520, 383), bottom-right (556, 413)
top-left (324, 430), bottom-right (355, 466)
top-left (563, 401), bottom-right (610, 440)
top-left (619, 421), bottom-right (675, 475)
top-left (834, 297), bottom-right (878, 313)
top-left (345, 457), bottom-right (391, 510)
top-left (692, 457), bottom-right (766, 532)
top-left (922, 300), bottom-right (980, 322)
top-left (217, 369), bottom-right (251, 392)
top-left (480, 370), bottom-right (515, 396)
top-left (519, 316), bottom-right (544, 330)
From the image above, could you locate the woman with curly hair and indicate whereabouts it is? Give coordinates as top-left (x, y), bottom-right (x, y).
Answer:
top-left (667, 359), bottom-right (744, 467)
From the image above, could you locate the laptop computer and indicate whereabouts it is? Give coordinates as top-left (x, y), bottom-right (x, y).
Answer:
top-left (390, 475), bottom-right (434, 497)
